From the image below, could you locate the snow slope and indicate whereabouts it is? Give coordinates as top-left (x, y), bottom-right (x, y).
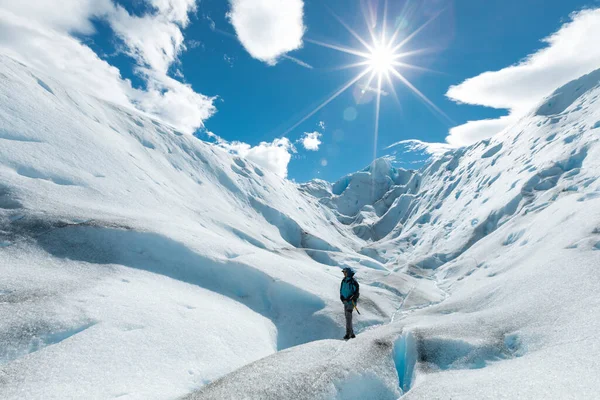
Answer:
top-left (0, 54), bottom-right (437, 399)
top-left (1, 52), bottom-right (600, 400)
top-left (189, 71), bottom-right (600, 399)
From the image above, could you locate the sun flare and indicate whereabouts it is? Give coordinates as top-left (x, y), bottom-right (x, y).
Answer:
top-left (368, 43), bottom-right (395, 74)
top-left (284, 2), bottom-right (450, 160)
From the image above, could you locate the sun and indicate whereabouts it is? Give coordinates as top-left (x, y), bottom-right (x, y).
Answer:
top-left (368, 43), bottom-right (395, 75)
top-left (282, 2), bottom-right (450, 160)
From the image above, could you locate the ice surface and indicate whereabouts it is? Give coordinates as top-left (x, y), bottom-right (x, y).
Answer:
top-left (1, 54), bottom-right (600, 400)
top-left (184, 328), bottom-right (404, 400)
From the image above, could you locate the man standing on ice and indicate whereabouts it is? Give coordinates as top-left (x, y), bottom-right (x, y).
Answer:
top-left (340, 267), bottom-right (360, 340)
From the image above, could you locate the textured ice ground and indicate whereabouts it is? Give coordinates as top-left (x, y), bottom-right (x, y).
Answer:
top-left (1, 54), bottom-right (600, 399)
top-left (188, 70), bottom-right (600, 399)
top-left (0, 55), bottom-right (434, 399)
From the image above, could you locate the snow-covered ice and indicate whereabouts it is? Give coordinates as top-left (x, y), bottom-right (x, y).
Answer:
top-left (1, 54), bottom-right (600, 399)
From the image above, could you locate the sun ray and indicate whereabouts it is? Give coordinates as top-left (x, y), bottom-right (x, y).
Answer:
top-left (361, 0), bottom-right (379, 45)
top-left (371, 71), bottom-right (384, 201)
top-left (389, 68), bottom-right (453, 123)
top-left (326, 6), bottom-right (374, 52)
top-left (328, 61), bottom-right (373, 72)
top-left (392, 61), bottom-right (443, 75)
top-left (393, 47), bottom-right (437, 59)
top-left (390, 0), bottom-right (422, 43)
top-left (381, 0), bottom-right (389, 43)
top-left (291, 3), bottom-right (451, 157)
top-left (358, 69), bottom-right (378, 103)
top-left (387, 4), bottom-right (416, 47)
top-left (384, 71), bottom-right (402, 108)
top-left (305, 38), bottom-right (371, 58)
top-left (282, 69), bottom-right (372, 136)
top-left (391, 9), bottom-right (445, 53)
top-left (373, 72), bottom-right (383, 160)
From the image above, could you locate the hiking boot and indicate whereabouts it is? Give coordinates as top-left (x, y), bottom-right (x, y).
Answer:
top-left (350, 333), bottom-right (356, 339)
top-left (343, 334), bottom-right (350, 340)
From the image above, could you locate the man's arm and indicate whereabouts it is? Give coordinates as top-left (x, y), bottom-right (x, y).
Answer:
top-left (352, 279), bottom-right (360, 301)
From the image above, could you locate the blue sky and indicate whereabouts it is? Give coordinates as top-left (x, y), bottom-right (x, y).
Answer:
top-left (3, 0), bottom-right (600, 182)
top-left (180, 0), bottom-right (599, 182)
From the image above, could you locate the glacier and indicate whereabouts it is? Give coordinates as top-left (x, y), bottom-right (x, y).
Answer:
top-left (1, 54), bottom-right (599, 399)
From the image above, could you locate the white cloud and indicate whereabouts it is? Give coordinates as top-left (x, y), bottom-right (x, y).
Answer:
top-left (108, 0), bottom-right (197, 74)
top-left (227, 0), bottom-right (305, 65)
top-left (211, 135), bottom-right (296, 178)
top-left (147, 0), bottom-right (197, 25)
top-left (243, 138), bottom-right (295, 178)
top-left (109, 6), bottom-right (187, 74)
top-left (187, 39), bottom-right (203, 49)
top-left (446, 116), bottom-right (515, 147)
top-left (299, 131), bottom-right (322, 151)
top-left (0, 9), bottom-right (131, 106)
top-left (318, 121), bottom-right (326, 130)
top-left (446, 8), bottom-right (600, 145)
top-left (0, 0), bottom-right (113, 35)
top-left (0, 0), bottom-right (216, 134)
top-left (205, 15), bottom-right (216, 31)
top-left (134, 69), bottom-right (216, 133)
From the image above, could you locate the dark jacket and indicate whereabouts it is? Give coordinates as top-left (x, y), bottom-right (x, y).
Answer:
top-left (340, 274), bottom-right (359, 303)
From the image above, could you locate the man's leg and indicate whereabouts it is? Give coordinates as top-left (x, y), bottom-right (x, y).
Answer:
top-left (344, 302), bottom-right (354, 336)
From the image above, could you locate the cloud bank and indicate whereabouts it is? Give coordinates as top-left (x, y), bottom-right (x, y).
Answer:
top-left (208, 133), bottom-right (296, 178)
top-left (227, 0), bottom-right (305, 65)
top-left (0, 0), bottom-right (215, 134)
top-left (446, 8), bottom-right (600, 146)
top-left (0, 0), bottom-right (311, 177)
top-left (446, 116), bottom-right (515, 147)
